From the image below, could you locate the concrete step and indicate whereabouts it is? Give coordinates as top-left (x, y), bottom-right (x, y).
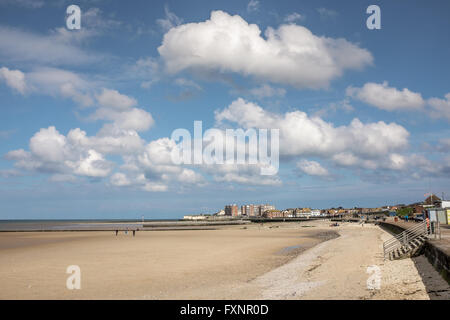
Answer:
top-left (390, 245), bottom-right (413, 260)
top-left (408, 241), bottom-right (417, 249)
top-left (410, 240), bottom-right (420, 248)
top-left (395, 248), bottom-right (405, 258)
top-left (383, 222), bottom-right (429, 261)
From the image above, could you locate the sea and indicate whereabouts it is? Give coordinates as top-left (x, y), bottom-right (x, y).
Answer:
top-left (0, 219), bottom-right (182, 232)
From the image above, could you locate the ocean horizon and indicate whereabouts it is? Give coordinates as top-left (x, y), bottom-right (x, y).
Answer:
top-left (0, 219), bottom-right (183, 232)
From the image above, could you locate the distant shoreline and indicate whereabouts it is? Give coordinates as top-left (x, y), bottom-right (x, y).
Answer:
top-left (0, 218), bottom-right (330, 232)
top-left (0, 219), bottom-right (251, 232)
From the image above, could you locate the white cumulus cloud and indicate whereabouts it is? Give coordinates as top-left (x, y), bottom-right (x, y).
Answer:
top-left (96, 88), bottom-right (138, 110)
top-left (6, 126), bottom-right (113, 178)
top-left (284, 12), bottom-right (304, 23)
top-left (297, 159), bottom-right (330, 177)
top-left (0, 67), bottom-right (27, 94)
top-left (215, 98), bottom-right (410, 171)
top-left (428, 93), bottom-right (450, 121)
top-left (109, 172), bottom-right (132, 187)
top-left (247, 0), bottom-right (259, 13)
top-left (158, 10), bottom-right (373, 89)
top-left (249, 84), bottom-right (286, 99)
top-left (156, 5), bottom-right (183, 32)
top-left (346, 81), bottom-right (425, 111)
top-left (0, 26), bottom-right (102, 66)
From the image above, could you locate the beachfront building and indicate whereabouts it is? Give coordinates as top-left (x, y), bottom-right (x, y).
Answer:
top-left (320, 210), bottom-right (330, 217)
top-left (260, 204), bottom-right (276, 216)
top-left (183, 214), bottom-right (209, 220)
top-left (282, 209), bottom-right (296, 217)
top-left (327, 209), bottom-right (339, 216)
top-left (225, 204), bottom-right (238, 217)
top-left (224, 203), bottom-right (277, 217)
top-left (264, 210), bottom-right (282, 218)
top-left (215, 209), bottom-right (226, 216)
top-left (251, 204), bottom-right (275, 216)
top-left (295, 208), bottom-right (312, 217)
top-left (424, 194), bottom-right (441, 207)
top-left (241, 204), bottom-right (256, 216)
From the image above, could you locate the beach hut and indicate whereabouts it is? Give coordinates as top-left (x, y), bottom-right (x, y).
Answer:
top-left (427, 208), bottom-right (447, 224)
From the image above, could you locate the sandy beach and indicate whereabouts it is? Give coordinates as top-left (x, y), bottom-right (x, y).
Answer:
top-left (243, 222), bottom-right (450, 300)
top-left (0, 220), bottom-right (449, 300)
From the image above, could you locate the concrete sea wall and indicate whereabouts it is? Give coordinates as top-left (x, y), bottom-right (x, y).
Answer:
top-left (379, 221), bottom-right (450, 284)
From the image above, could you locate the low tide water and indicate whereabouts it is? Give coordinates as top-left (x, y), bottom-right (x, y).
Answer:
top-left (0, 219), bottom-right (179, 231)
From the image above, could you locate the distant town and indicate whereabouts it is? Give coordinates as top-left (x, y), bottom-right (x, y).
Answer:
top-left (183, 194), bottom-right (450, 222)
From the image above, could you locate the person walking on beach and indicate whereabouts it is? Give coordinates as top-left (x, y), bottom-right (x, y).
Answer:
top-left (115, 230), bottom-right (118, 236)
top-left (133, 230), bottom-right (136, 237)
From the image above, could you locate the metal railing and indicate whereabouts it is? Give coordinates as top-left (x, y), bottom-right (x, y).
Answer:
top-left (383, 221), bottom-right (429, 260)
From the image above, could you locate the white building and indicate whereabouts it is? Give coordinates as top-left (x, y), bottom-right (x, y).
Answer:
top-left (183, 215), bottom-right (208, 220)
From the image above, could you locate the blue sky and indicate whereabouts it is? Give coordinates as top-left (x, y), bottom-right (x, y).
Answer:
top-left (0, 0), bottom-right (449, 219)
